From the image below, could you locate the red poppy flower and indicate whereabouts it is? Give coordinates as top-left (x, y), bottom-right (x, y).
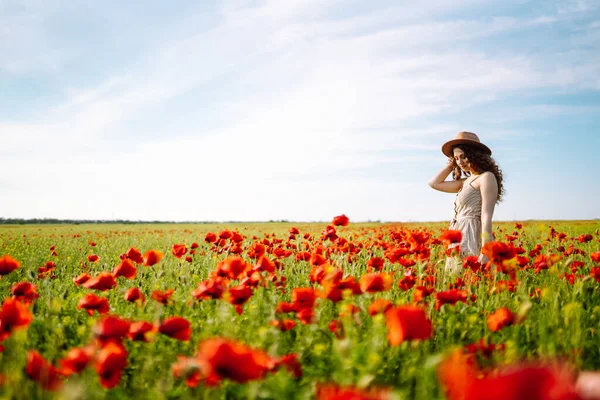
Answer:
top-left (487, 307), bottom-right (515, 332)
top-left (398, 272), bottom-right (416, 292)
top-left (112, 259), bottom-right (137, 279)
top-left (151, 289), bottom-right (175, 305)
top-left (0, 254), bottom-right (20, 276)
top-left (291, 287), bottom-right (317, 310)
top-left (332, 214), bottom-right (350, 227)
top-left (204, 232), bottom-right (217, 243)
top-left (125, 247), bottom-right (144, 264)
top-left (25, 351), bottom-right (63, 391)
top-left (413, 285), bottom-right (435, 302)
top-left (435, 289), bottom-right (468, 311)
top-left (11, 282), bottom-right (39, 304)
top-left (82, 272), bottom-right (117, 291)
top-left (482, 242), bottom-right (517, 264)
top-left (316, 383), bottom-right (391, 400)
top-left (321, 225), bottom-right (338, 241)
top-left (88, 254), bottom-right (100, 263)
top-left (296, 307), bottom-right (315, 325)
top-left (254, 256), bottom-right (275, 273)
top-left (359, 273), bottom-right (393, 293)
top-left (197, 338), bottom-right (274, 386)
top-left (384, 305), bottom-right (432, 346)
top-left (95, 341), bottom-right (128, 389)
top-left (158, 317), bottom-right (191, 341)
top-left (590, 267), bottom-right (600, 283)
top-left (73, 273), bottom-right (91, 286)
top-left (217, 256), bottom-right (251, 280)
top-left (128, 321), bottom-right (155, 342)
top-left (578, 234), bottom-right (593, 243)
top-left (58, 347), bottom-right (91, 376)
top-left (0, 298), bottom-right (33, 339)
top-left (124, 287), bottom-right (145, 304)
top-left (171, 244), bottom-right (188, 259)
top-left (273, 354), bottom-right (302, 378)
top-left (225, 285), bottom-right (254, 314)
top-left (328, 319), bottom-right (344, 339)
top-left (218, 230), bottom-right (233, 240)
top-left (143, 249), bottom-right (164, 266)
top-left (192, 278), bottom-right (226, 300)
top-left (93, 315), bottom-right (131, 343)
top-left (77, 293), bottom-right (110, 316)
top-left (269, 319), bottom-right (296, 331)
top-left (440, 230), bottom-right (462, 244)
top-left (172, 356), bottom-right (203, 388)
top-left (231, 231), bottom-right (244, 243)
top-left (462, 255), bottom-right (482, 272)
top-left (190, 242), bottom-right (199, 249)
top-left (366, 257), bottom-right (385, 272)
top-left (368, 299), bottom-right (392, 316)
top-left (590, 251), bottom-right (600, 264)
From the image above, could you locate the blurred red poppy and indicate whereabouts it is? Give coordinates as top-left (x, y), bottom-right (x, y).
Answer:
top-left (316, 383), bottom-right (391, 400)
top-left (204, 232), bottom-right (217, 243)
top-left (25, 351), bottom-right (63, 391)
top-left (384, 305), bottom-right (432, 346)
top-left (435, 289), bottom-right (468, 311)
top-left (590, 251), bottom-right (600, 264)
top-left (359, 273), bottom-right (393, 293)
top-left (58, 347), bottom-right (92, 376)
top-left (77, 293), bottom-right (110, 316)
top-left (171, 244), bottom-right (188, 259)
top-left (11, 282), bottom-right (39, 304)
top-left (366, 257), bottom-right (385, 272)
top-left (0, 298), bottom-right (33, 340)
top-left (128, 321), bottom-right (155, 342)
top-left (158, 317), bottom-right (191, 341)
top-left (197, 338), bottom-right (274, 386)
top-left (113, 259), bottom-right (137, 279)
top-left (95, 341), bottom-right (128, 389)
top-left (0, 254), bottom-right (20, 276)
top-left (82, 272), bottom-right (117, 291)
top-left (368, 299), bottom-right (392, 316)
top-left (73, 273), bottom-right (91, 286)
top-left (482, 242), bottom-right (517, 264)
top-left (124, 287), bottom-right (145, 304)
top-left (143, 249), bottom-right (164, 266)
top-left (125, 247), bottom-right (144, 264)
top-left (192, 278), bottom-right (226, 300)
top-left (332, 214), bottom-right (350, 227)
top-left (93, 316), bottom-right (131, 343)
top-left (269, 319), bottom-right (296, 331)
top-left (273, 354), bottom-right (302, 378)
top-left (487, 307), bottom-right (515, 332)
top-left (151, 289), bottom-right (175, 305)
top-left (88, 254), bottom-right (100, 263)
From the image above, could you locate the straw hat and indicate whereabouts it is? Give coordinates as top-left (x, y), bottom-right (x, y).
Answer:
top-left (441, 131), bottom-right (492, 158)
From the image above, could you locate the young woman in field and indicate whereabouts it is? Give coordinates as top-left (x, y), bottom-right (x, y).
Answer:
top-left (428, 131), bottom-right (504, 273)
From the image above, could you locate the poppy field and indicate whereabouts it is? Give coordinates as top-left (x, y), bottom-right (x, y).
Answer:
top-left (1, 218), bottom-right (599, 399)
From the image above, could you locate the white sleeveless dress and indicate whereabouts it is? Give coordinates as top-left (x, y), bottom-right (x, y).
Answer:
top-left (445, 175), bottom-right (483, 273)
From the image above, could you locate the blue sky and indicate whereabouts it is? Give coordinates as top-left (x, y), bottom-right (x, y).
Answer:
top-left (1, 0), bottom-right (599, 222)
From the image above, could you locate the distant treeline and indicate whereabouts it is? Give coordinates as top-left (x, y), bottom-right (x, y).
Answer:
top-left (0, 218), bottom-right (292, 225)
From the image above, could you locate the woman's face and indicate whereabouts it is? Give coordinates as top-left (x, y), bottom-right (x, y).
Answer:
top-left (453, 148), bottom-right (473, 173)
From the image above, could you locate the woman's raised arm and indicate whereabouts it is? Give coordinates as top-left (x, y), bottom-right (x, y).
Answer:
top-left (428, 164), bottom-right (464, 193)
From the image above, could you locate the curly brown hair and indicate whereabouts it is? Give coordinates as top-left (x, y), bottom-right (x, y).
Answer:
top-left (448, 144), bottom-right (505, 203)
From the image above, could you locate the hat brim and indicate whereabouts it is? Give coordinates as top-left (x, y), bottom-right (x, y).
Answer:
top-left (442, 139), bottom-right (492, 158)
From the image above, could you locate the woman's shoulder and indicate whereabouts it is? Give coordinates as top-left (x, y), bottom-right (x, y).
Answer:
top-left (479, 171), bottom-right (497, 182)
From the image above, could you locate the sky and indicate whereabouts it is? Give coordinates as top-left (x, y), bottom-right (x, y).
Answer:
top-left (1, 0), bottom-right (599, 222)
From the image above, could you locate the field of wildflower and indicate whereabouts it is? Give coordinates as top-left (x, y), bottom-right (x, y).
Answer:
top-left (1, 217), bottom-right (599, 399)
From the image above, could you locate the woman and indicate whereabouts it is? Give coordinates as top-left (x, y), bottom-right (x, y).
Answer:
top-left (428, 131), bottom-right (505, 273)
